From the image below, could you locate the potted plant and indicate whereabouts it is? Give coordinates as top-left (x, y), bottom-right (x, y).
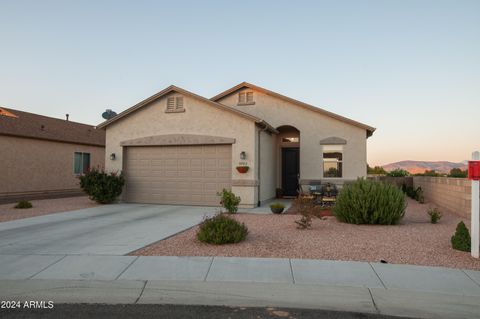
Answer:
top-left (276, 188), bottom-right (284, 198)
top-left (270, 202), bottom-right (285, 214)
top-left (236, 166), bottom-right (249, 173)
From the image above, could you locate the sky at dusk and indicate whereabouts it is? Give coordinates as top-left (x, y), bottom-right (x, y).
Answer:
top-left (1, 0), bottom-right (479, 166)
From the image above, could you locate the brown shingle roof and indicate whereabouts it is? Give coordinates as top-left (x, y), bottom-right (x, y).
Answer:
top-left (0, 107), bottom-right (105, 146)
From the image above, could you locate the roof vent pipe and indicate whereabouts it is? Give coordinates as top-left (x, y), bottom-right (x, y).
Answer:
top-left (66, 114), bottom-right (69, 121)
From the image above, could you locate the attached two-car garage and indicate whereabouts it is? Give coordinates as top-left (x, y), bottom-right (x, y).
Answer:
top-left (123, 144), bottom-right (232, 206)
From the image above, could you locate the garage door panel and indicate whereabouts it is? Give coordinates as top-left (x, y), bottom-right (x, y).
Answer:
top-left (125, 145), bottom-right (232, 206)
top-left (204, 170), bottom-right (216, 178)
top-left (217, 171), bottom-right (231, 178)
top-left (205, 159), bottom-right (217, 168)
top-left (191, 170), bottom-right (203, 178)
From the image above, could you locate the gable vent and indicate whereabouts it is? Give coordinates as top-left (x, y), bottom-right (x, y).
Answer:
top-left (176, 97), bottom-right (184, 108)
top-left (238, 92), bottom-right (246, 104)
top-left (246, 92), bottom-right (254, 103)
top-left (167, 97), bottom-right (175, 111)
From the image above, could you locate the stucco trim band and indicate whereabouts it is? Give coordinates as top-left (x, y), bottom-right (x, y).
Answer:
top-left (120, 134), bottom-right (236, 147)
top-left (319, 136), bottom-right (347, 145)
top-left (232, 179), bottom-right (259, 187)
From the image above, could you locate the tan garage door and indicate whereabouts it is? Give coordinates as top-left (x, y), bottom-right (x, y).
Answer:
top-left (124, 145), bottom-right (232, 206)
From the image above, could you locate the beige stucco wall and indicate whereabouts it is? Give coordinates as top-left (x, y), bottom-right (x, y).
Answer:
top-left (258, 128), bottom-right (277, 202)
top-left (0, 135), bottom-right (105, 197)
top-left (104, 93), bottom-right (258, 207)
top-left (413, 176), bottom-right (475, 218)
top-left (217, 89), bottom-right (368, 184)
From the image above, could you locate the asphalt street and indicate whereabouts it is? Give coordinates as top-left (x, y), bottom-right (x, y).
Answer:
top-left (1, 304), bottom-right (418, 319)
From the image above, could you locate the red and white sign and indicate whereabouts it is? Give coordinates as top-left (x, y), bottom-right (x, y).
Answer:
top-left (471, 152), bottom-right (480, 259)
top-left (468, 161), bottom-right (480, 181)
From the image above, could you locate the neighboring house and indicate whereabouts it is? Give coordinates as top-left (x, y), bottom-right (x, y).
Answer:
top-left (0, 107), bottom-right (105, 203)
top-left (98, 82), bottom-right (375, 208)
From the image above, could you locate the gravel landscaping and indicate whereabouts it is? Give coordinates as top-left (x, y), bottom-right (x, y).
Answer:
top-left (132, 198), bottom-right (480, 270)
top-left (0, 196), bottom-right (98, 222)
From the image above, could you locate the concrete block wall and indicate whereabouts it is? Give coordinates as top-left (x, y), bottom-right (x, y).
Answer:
top-left (413, 177), bottom-right (473, 218)
top-left (367, 176), bottom-right (413, 188)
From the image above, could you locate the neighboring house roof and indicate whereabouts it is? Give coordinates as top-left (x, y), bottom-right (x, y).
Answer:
top-left (211, 82), bottom-right (376, 137)
top-left (0, 108), bottom-right (18, 118)
top-left (96, 85), bottom-right (277, 133)
top-left (0, 107), bottom-right (105, 146)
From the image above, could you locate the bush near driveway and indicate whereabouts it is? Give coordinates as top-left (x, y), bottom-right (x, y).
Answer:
top-left (79, 168), bottom-right (125, 204)
top-left (197, 214), bottom-right (248, 245)
top-left (334, 178), bottom-right (406, 225)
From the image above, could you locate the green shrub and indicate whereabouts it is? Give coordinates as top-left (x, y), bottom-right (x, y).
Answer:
top-left (427, 208), bottom-right (442, 224)
top-left (197, 214), bottom-right (248, 245)
top-left (333, 178), bottom-right (406, 225)
top-left (79, 168), bottom-right (125, 204)
top-left (386, 169), bottom-right (409, 177)
top-left (14, 200), bottom-right (32, 209)
top-left (415, 187), bottom-right (424, 203)
top-left (402, 185), bottom-right (417, 199)
top-left (451, 221), bottom-right (471, 252)
top-left (217, 189), bottom-right (241, 214)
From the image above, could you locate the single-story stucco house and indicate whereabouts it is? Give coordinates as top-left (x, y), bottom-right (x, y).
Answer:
top-left (98, 82), bottom-right (375, 208)
top-left (0, 107), bottom-right (105, 203)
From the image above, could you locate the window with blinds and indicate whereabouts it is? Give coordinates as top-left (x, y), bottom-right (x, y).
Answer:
top-left (166, 96), bottom-right (185, 113)
top-left (238, 91), bottom-right (255, 105)
top-left (73, 152), bottom-right (90, 175)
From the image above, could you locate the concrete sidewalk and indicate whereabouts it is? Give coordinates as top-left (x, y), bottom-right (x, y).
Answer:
top-left (0, 255), bottom-right (479, 318)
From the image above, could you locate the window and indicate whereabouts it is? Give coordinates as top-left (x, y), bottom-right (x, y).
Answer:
top-left (238, 91), bottom-right (255, 105)
top-left (74, 152), bottom-right (90, 175)
top-left (282, 137), bottom-right (299, 143)
top-left (323, 146), bottom-right (342, 178)
top-left (166, 96), bottom-right (185, 113)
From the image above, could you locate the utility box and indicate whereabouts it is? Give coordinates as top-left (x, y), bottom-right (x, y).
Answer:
top-left (468, 161), bottom-right (480, 180)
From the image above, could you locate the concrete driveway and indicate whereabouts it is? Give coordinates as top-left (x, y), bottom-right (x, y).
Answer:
top-left (0, 204), bottom-right (215, 255)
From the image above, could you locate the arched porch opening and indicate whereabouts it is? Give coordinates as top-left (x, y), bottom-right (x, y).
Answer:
top-left (276, 125), bottom-right (300, 197)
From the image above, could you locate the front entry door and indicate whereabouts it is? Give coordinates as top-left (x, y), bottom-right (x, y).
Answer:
top-left (282, 148), bottom-right (300, 197)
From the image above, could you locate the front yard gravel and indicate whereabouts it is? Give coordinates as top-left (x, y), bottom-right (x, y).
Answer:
top-left (132, 198), bottom-right (480, 270)
top-left (0, 196), bottom-right (98, 222)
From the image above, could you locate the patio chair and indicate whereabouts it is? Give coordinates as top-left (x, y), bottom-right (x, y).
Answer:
top-left (298, 184), bottom-right (314, 199)
top-left (320, 183), bottom-right (337, 207)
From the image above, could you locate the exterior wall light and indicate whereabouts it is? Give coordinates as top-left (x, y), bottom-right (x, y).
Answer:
top-left (110, 153), bottom-right (116, 160)
top-left (240, 151), bottom-right (246, 160)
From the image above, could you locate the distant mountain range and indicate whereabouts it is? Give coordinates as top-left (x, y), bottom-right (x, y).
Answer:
top-left (382, 160), bottom-right (468, 174)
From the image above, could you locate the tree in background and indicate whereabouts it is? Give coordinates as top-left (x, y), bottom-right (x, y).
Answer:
top-left (386, 168), bottom-right (410, 177)
top-left (448, 168), bottom-right (468, 178)
top-left (367, 165), bottom-right (387, 175)
top-left (422, 170), bottom-right (442, 177)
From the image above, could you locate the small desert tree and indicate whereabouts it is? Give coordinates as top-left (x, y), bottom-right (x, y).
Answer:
top-left (448, 168), bottom-right (468, 178)
top-left (217, 189), bottom-right (241, 214)
top-left (293, 197), bottom-right (315, 229)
